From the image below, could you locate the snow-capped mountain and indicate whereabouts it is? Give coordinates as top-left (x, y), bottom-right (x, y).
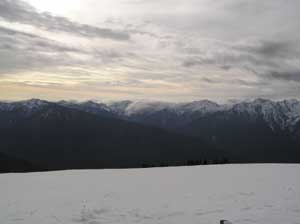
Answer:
top-left (0, 99), bottom-right (48, 111)
top-left (104, 98), bottom-right (300, 133)
top-left (1, 98), bottom-right (300, 166)
top-left (1, 98), bottom-right (300, 132)
top-left (172, 100), bottom-right (224, 115)
top-left (0, 99), bottom-right (50, 114)
top-left (106, 100), bottom-right (133, 115)
top-left (229, 98), bottom-right (300, 131)
top-left (107, 99), bottom-right (224, 116)
top-left (123, 101), bottom-right (173, 116)
top-left (58, 100), bottom-right (113, 117)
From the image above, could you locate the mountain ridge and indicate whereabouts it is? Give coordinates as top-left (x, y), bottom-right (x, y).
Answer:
top-left (1, 98), bottom-right (300, 171)
top-left (0, 101), bottom-right (218, 171)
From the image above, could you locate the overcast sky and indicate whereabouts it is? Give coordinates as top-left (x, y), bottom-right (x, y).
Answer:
top-left (0, 0), bottom-right (300, 102)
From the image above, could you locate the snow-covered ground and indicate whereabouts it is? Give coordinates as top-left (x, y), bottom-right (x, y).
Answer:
top-left (0, 164), bottom-right (300, 224)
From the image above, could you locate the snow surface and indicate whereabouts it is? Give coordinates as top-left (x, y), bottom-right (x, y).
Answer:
top-left (1, 164), bottom-right (300, 224)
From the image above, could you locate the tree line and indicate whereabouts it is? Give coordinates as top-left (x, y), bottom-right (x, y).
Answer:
top-left (141, 158), bottom-right (230, 168)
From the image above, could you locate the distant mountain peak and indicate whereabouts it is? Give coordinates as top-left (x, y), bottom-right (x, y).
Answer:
top-left (0, 98), bottom-right (50, 113)
top-left (252, 98), bottom-right (273, 104)
top-left (20, 98), bottom-right (49, 107)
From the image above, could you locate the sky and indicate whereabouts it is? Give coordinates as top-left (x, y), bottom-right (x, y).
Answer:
top-left (0, 0), bottom-right (300, 102)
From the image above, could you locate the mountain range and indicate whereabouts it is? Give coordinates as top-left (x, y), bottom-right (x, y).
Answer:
top-left (1, 98), bottom-right (300, 172)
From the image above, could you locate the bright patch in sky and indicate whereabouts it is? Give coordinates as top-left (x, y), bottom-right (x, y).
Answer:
top-left (26, 0), bottom-right (82, 16)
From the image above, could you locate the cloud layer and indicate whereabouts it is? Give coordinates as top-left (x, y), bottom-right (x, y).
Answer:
top-left (0, 0), bottom-right (300, 101)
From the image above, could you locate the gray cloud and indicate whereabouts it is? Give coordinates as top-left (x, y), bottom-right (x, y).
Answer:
top-left (269, 71), bottom-right (300, 83)
top-left (183, 57), bottom-right (216, 67)
top-left (235, 79), bottom-right (268, 87)
top-left (235, 40), bottom-right (300, 60)
top-left (201, 78), bottom-right (219, 84)
top-left (0, 0), bottom-right (130, 41)
top-left (181, 38), bottom-right (300, 84)
top-left (0, 26), bottom-right (80, 74)
top-left (0, 26), bottom-right (82, 53)
top-left (0, 26), bottom-right (124, 74)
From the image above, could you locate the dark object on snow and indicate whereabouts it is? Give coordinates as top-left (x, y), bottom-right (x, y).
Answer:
top-left (220, 220), bottom-right (232, 224)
